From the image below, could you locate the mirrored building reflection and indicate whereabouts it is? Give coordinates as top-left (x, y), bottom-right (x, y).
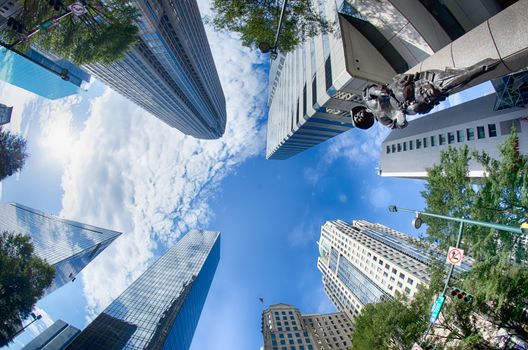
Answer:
top-left (0, 202), bottom-right (122, 296)
top-left (66, 230), bottom-right (220, 350)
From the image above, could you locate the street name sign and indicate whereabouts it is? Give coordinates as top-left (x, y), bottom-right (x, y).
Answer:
top-left (429, 294), bottom-right (445, 323)
top-left (446, 246), bottom-right (464, 266)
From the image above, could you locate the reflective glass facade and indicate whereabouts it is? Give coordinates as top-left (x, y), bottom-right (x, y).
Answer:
top-left (82, 0), bottom-right (226, 139)
top-left (66, 230), bottom-right (220, 350)
top-left (0, 47), bottom-right (88, 100)
top-left (0, 203), bottom-right (121, 295)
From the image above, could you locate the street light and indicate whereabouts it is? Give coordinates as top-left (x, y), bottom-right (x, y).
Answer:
top-left (258, 0), bottom-right (288, 60)
top-left (388, 205), bottom-right (526, 341)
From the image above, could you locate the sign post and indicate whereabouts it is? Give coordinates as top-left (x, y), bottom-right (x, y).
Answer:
top-left (411, 343), bottom-right (423, 350)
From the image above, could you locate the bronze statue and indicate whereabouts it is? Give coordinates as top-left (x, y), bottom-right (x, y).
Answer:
top-left (351, 58), bottom-right (500, 130)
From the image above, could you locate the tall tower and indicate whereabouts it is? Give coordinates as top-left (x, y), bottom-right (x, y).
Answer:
top-left (0, 202), bottom-right (121, 296)
top-left (261, 304), bottom-right (354, 350)
top-left (380, 94), bottom-right (528, 179)
top-left (66, 230), bottom-right (220, 350)
top-left (82, 0), bottom-right (226, 139)
top-left (265, 0), bottom-right (506, 159)
top-left (317, 220), bottom-right (432, 321)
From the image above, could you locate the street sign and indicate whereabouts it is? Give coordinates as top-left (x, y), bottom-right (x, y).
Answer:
top-left (446, 246), bottom-right (464, 266)
top-left (69, 2), bottom-right (87, 16)
top-left (429, 295), bottom-right (445, 323)
top-left (411, 343), bottom-right (423, 350)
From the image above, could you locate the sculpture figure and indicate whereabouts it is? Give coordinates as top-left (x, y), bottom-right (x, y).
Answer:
top-left (351, 58), bottom-right (500, 130)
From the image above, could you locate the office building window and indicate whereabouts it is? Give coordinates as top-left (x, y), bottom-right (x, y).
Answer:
top-left (430, 135), bottom-right (435, 147)
top-left (392, 144), bottom-right (396, 153)
top-left (386, 145), bottom-right (390, 154)
top-left (416, 139), bottom-right (422, 149)
top-left (397, 143), bottom-right (402, 152)
top-left (448, 132), bottom-right (455, 144)
top-left (467, 128), bottom-right (475, 141)
top-left (456, 130), bottom-right (464, 142)
top-left (488, 124), bottom-right (497, 137)
top-left (325, 56), bottom-right (332, 91)
top-left (423, 137), bottom-right (428, 148)
top-left (312, 76), bottom-right (317, 107)
top-left (439, 134), bottom-right (446, 145)
top-left (409, 140), bottom-right (414, 150)
top-left (477, 126), bottom-right (485, 139)
top-left (403, 142), bottom-right (407, 151)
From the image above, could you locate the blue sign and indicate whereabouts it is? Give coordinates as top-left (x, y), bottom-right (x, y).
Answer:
top-left (429, 295), bottom-right (445, 323)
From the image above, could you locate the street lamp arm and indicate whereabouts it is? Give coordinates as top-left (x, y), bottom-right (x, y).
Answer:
top-left (388, 205), bottom-right (524, 235)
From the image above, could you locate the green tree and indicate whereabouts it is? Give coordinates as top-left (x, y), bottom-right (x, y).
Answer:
top-left (350, 130), bottom-right (528, 349)
top-left (0, 231), bottom-right (55, 347)
top-left (3, 0), bottom-right (140, 65)
top-left (0, 128), bottom-right (28, 181)
top-left (350, 265), bottom-right (444, 350)
top-left (209, 0), bottom-right (333, 53)
top-left (421, 129), bottom-right (527, 262)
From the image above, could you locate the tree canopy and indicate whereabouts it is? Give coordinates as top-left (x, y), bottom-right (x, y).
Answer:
top-left (0, 128), bottom-right (28, 182)
top-left (209, 0), bottom-right (334, 53)
top-left (0, 231), bottom-right (55, 347)
top-left (350, 130), bottom-right (528, 349)
top-left (2, 0), bottom-right (140, 65)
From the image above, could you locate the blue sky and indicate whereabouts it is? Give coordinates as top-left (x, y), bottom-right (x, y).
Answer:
top-left (0, 2), bottom-right (496, 348)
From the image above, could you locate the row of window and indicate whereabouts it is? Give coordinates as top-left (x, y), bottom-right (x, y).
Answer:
top-left (386, 124), bottom-right (498, 154)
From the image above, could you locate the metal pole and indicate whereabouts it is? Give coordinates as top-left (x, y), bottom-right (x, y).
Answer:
top-left (422, 222), bottom-right (464, 341)
top-left (389, 206), bottom-right (523, 235)
top-left (269, 0), bottom-right (288, 59)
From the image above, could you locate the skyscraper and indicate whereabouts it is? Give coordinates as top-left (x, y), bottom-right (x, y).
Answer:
top-left (380, 94), bottom-right (527, 179)
top-left (266, 0), bottom-right (507, 159)
top-left (0, 202), bottom-right (121, 296)
top-left (261, 304), bottom-right (354, 350)
top-left (21, 320), bottom-right (80, 350)
top-left (66, 230), bottom-right (220, 350)
top-left (317, 220), bottom-right (434, 321)
top-left (82, 0), bottom-right (226, 139)
top-left (0, 47), bottom-right (91, 100)
top-left (0, 102), bottom-right (13, 125)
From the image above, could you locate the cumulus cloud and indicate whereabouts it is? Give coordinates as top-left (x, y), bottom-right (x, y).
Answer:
top-left (0, 81), bottom-right (38, 134)
top-left (59, 29), bottom-right (268, 318)
top-left (368, 185), bottom-right (392, 209)
top-left (26, 306), bottom-right (55, 337)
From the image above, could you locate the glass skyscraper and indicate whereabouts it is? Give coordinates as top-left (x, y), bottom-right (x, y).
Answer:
top-left (82, 0), bottom-right (226, 139)
top-left (0, 47), bottom-right (90, 100)
top-left (0, 203), bottom-right (121, 295)
top-left (66, 230), bottom-right (220, 350)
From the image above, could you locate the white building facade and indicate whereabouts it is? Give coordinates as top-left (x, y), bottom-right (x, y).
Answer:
top-left (380, 94), bottom-right (528, 179)
top-left (266, 0), bottom-right (506, 159)
top-left (317, 220), bottom-right (431, 321)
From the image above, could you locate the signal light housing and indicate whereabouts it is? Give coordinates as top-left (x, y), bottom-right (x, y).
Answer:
top-left (451, 288), bottom-right (473, 303)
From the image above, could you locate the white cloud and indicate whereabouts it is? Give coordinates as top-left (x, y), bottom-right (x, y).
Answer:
top-left (26, 306), bottom-right (55, 338)
top-left (59, 29), bottom-right (268, 320)
top-left (0, 81), bottom-right (39, 134)
top-left (368, 185), bottom-right (392, 209)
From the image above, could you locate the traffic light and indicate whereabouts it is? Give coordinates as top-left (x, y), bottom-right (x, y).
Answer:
top-left (450, 288), bottom-right (473, 303)
top-left (48, 0), bottom-right (62, 11)
top-left (6, 17), bottom-right (25, 33)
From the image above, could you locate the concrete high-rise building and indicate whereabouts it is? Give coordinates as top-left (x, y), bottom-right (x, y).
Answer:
top-left (317, 220), bottom-right (434, 321)
top-left (82, 0), bottom-right (226, 139)
top-left (379, 94), bottom-right (528, 179)
top-left (21, 320), bottom-right (80, 350)
top-left (262, 304), bottom-right (354, 350)
top-left (0, 203), bottom-right (121, 296)
top-left (0, 102), bottom-right (13, 125)
top-left (66, 230), bottom-right (220, 350)
top-left (266, 0), bottom-right (509, 159)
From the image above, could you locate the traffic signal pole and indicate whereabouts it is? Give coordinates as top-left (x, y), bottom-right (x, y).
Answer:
top-left (422, 221), bottom-right (463, 341)
top-left (387, 205), bottom-right (525, 345)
